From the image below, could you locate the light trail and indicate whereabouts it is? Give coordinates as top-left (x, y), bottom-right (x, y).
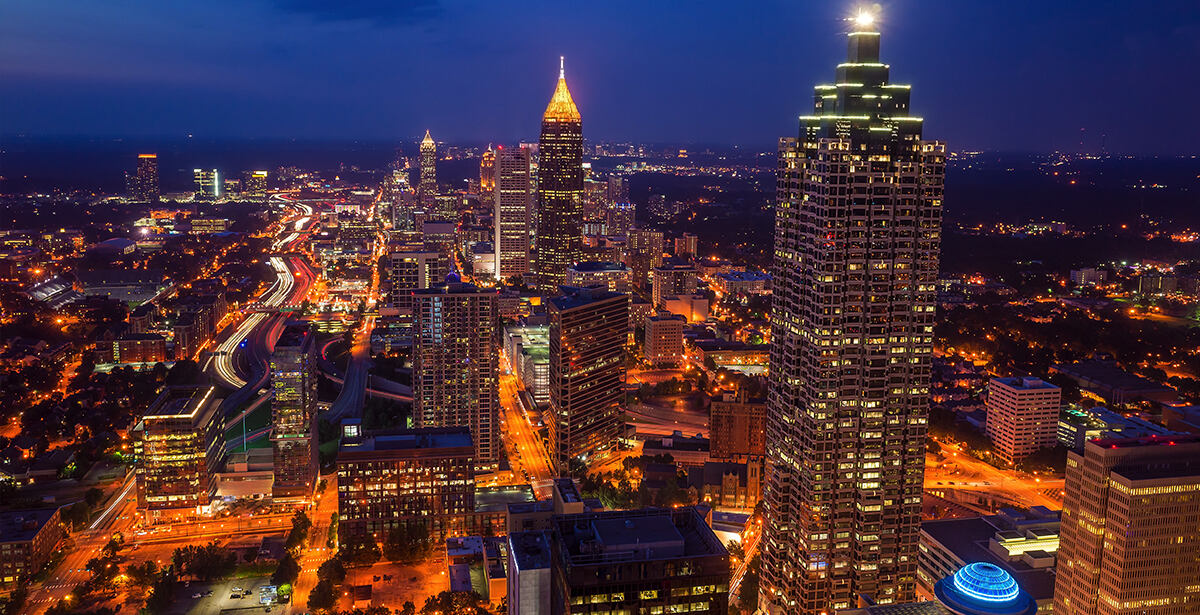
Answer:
top-left (89, 475), bottom-right (135, 530)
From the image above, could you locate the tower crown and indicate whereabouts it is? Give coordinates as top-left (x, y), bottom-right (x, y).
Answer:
top-left (543, 56), bottom-right (581, 122)
top-left (421, 129), bottom-right (434, 146)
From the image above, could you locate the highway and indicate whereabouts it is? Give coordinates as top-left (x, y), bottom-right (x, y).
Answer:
top-left (326, 315), bottom-right (375, 422)
top-left (925, 437), bottom-right (1064, 510)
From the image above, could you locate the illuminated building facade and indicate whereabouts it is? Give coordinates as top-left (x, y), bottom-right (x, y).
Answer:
top-left (480, 145), bottom-right (496, 202)
top-left (243, 170), bottom-right (268, 195)
top-left (132, 386), bottom-right (225, 519)
top-left (419, 129), bottom-right (438, 211)
top-left (1053, 435), bottom-right (1200, 615)
top-left (533, 58), bottom-right (584, 292)
top-left (984, 377), bottom-right (1061, 466)
top-left (270, 323), bottom-right (318, 500)
top-left (761, 14), bottom-right (945, 613)
top-left (129, 154), bottom-right (160, 202)
top-left (494, 144), bottom-right (535, 280)
top-left (606, 202), bottom-right (636, 237)
top-left (413, 282), bottom-right (500, 471)
top-left (336, 426), bottom-right (476, 540)
top-left (193, 168), bottom-right (220, 199)
top-left (651, 259), bottom-right (698, 308)
top-left (547, 286), bottom-right (627, 474)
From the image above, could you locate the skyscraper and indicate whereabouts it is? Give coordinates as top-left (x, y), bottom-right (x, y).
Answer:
top-left (193, 168), bottom-right (220, 199)
top-left (761, 12), bottom-right (945, 613)
top-left (480, 145), bottom-right (496, 202)
top-left (547, 286), bottom-right (627, 474)
top-left (129, 154), bottom-right (160, 202)
top-left (412, 282), bottom-right (500, 471)
top-left (533, 57), bottom-right (584, 292)
top-left (494, 144), bottom-right (535, 280)
top-left (269, 323), bottom-right (318, 500)
top-left (419, 129), bottom-right (438, 211)
top-left (1053, 435), bottom-right (1200, 615)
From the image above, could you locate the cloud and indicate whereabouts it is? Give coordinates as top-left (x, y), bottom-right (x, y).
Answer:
top-left (271, 0), bottom-right (440, 26)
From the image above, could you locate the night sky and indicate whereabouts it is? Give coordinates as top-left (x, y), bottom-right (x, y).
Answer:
top-left (2, 1), bottom-right (1199, 153)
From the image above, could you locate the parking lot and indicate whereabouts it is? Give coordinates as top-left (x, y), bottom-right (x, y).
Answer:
top-left (167, 575), bottom-right (279, 615)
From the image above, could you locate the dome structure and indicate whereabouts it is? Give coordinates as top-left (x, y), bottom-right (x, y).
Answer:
top-left (934, 563), bottom-right (1037, 615)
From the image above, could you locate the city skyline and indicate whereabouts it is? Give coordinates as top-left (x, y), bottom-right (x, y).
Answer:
top-left (2, 2), bottom-right (1199, 154)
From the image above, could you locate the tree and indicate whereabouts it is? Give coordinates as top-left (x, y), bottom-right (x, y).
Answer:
top-left (271, 554), bottom-right (300, 586)
top-left (144, 567), bottom-right (177, 614)
top-left (739, 554), bottom-right (761, 611)
top-left (383, 523), bottom-right (431, 563)
top-left (420, 591), bottom-right (489, 615)
top-left (84, 488), bottom-right (104, 508)
top-left (400, 601), bottom-right (417, 615)
top-left (285, 510), bottom-right (312, 555)
top-left (307, 579), bottom-right (338, 613)
top-left (316, 557), bottom-right (347, 585)
top-left (338, 534), bottom-right (381, 567)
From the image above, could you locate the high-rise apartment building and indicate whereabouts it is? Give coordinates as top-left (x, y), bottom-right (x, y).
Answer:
top-left (494, 144), bottom-right (535, 280)
top-left (674, 233), bottom-right (699, 260)
top-left (710, 389), bottom-right (766, 462)
top-left (761, 16), bottom-right (945, 613)
top-left (193, 168), bottom-right (220, 199)
top-left (606, 175), bottom-right (630, 204)
top-left (985, 377), bottom-right (1062, 466)
top-left (547, 286), bottom-right (628, 474)
top-left (625, 228), bottom-right (664, 288)
top-left (651, 259), bottom-right (698, 308)
top-left (533, 58), bottom-right (584, 292)
top-left (132, 386), bottom-right (225, 519)
top-left (413, 282), bottom-right (499, 471)
top-left (1053, 435), bottom-right (1200, 615)
top-left (270, 323), bottom-right (318, 499)
top-left (606, 202), bottom-right (636, 237)
top-left (129, 154), bottom-right (160, 202)
top-left (419, 129), bottom-right (438, 211)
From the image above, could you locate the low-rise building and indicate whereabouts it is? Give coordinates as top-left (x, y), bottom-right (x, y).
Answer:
top-left (713, 270), bottom-right (771, 295)
top-left (0, 507), bottom-right (65, 586)
top-left (1057, 405), bottom-right (1175, 450)
top-left (920, 507), bottom-right (1060, 612)
top-left (566, 261), bottom-right (631, 293)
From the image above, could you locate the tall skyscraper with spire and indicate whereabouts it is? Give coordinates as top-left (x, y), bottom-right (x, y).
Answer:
top-left (419, 129), bottom-right (438, 212)
top-left (533, 57), bottom-right (584, 292)
top-left (760, 12), bottom-right (945, 613)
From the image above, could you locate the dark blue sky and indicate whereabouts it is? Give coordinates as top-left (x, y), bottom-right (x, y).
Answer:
top-left (2, 1), bottom-right (1198, 153)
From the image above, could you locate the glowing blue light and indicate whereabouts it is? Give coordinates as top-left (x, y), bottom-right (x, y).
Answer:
top-left (951, 562), bottom-right (1020, 603)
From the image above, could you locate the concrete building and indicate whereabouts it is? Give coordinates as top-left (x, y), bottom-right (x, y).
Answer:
top-left (643, 312), bottom-right (685, 367)
top-left (714, 270), bottom-right (771, 296)
top-left (336, 426), bottom-right (475, 540)
top-left (132, 386), bottom-right (225, 520)
top-left (0, 508), bottom-right (65, 586)
top-left (651, 259), bottom-right (698, 307)
top-left (548, 287), bottom-right (628, 474)
top-left (533, 60), bottom-right (584, 292)
top-left (565, 261), bottom-right (631, 293)
top-left (674, 233), bottom-right (699, 259)
top-left (507, 507), bottom-right (729, 615)
top-left (1068, 267), bottom-right (1106, 287)
top-left (606, 202), bottom-right (635, 237)
top-left (1053, 435), bottom-right (1200, 615)
top-left (625, 228), bottom-right (664, 288)
top-left (503, 324), bottom-right (550, 406)
top-left (413, 282), bottom-right (500, 471)
top-left (709, 390), bottom-right (766, 462)
top-left (419, 130), bottom-right (438, 210)
top-left (985, 377), bottom-right (1062, 466)
top-left (193, 168), bottom-right (220, 198)
top-left (269, 323), bottom-right (318, 500)
top-left (128, 153), bottom-right (160, 202)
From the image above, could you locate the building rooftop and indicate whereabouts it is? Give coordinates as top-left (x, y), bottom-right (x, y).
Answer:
top-left (340, 426), bottom-right (473, 454)
top-left (554, 507), bottom-right (726, 566)
top-left (474, 485), bottom-right (536, 513)
top-left (0, 508), bottom-right (59, 543)
top-left (991, 376), bottom-right (1059, 391)
top-left (922, 511), bottom-right (1058, 602)
top-left (549, 286), bottom-right (624, 311)
top-left (716, 270), bottom-right (771, 282)
top-left (143, 385), bottom-right (223, 420)
top-left (570, 261), bottom-right (628, 273)
top-left (509, 530), bottom-right (554, 571)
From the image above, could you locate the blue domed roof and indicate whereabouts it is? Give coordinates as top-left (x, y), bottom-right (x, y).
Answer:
top-left (934, 562), bottom-right (1037, 615)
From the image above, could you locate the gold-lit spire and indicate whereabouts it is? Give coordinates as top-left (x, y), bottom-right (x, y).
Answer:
top-left (421, 129), bottom-right (434, 145)
top-left (543, 56), bottom-right (580, 122)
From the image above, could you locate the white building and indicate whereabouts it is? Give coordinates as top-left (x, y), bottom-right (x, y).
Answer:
top-left (986, 376), bottom-right (1063, 465)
